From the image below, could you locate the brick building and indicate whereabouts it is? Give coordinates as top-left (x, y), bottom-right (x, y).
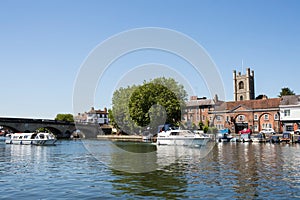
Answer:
top-left (183, 95), bottom-right (223, 128)
top-left (211, 97), bottom-right (281, 133)
top-left (182, 67), bottom-right (286, 133)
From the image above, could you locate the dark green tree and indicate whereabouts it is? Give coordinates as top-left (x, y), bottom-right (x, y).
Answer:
top-left (111, 85), bottom-right (140, 134)
top-left (128, 82), bottom-right (181, 127)
top-left (108, 109), bottom-right (118, 128)
top-left (55, 114), bottom-right (74, 122)
top-left (110, 77), bottom-right (187, 134)
top-left (278, 87), bottom-right (295, 97)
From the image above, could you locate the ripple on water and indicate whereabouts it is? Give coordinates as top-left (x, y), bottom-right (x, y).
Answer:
top-left (1, 141), bottom-right (300, 199)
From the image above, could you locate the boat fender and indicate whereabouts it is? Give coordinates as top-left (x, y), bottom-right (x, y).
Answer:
top-left (10, 140), bottom-right (12, 144)
top-left (31, 141), bottom-right (33, 145)
top-left (20, 141), bottom-right (22, 145)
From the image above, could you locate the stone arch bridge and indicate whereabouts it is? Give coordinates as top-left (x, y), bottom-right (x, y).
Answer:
top-left (0, 117), bottom-right (76, 139)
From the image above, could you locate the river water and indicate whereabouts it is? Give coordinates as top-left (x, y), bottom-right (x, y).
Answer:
top-left (1, 140), bottom-right (300, 199)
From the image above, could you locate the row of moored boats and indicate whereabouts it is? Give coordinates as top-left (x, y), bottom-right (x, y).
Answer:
top-left (217, 130), bottom-right (300, 143)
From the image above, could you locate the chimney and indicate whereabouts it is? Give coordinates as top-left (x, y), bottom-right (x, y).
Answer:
top-left (214, 94), bottom-right (219, 102)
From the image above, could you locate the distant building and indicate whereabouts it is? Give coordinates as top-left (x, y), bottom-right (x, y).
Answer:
top-left (279, 95), bottom-right (300, 132)
top-left (75, 107), bottom-right (108, 125)
top-left (182, 95), bottom-right (223, 128)
top-left (233, 68), bottom-right (255, 101)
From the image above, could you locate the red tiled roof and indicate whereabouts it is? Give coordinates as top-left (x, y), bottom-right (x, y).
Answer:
top-left (219, 98), bottom-right (281, 111)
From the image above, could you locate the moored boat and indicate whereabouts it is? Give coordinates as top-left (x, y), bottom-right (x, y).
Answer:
top-left (5, 132), bottom-right (57, 145)
top-left (156, 129), bottom-right (211, 147)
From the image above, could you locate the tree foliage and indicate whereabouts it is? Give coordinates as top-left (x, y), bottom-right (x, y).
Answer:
top-left (255, 94), bottom-right (268, 100)
top-left (55, 114), bottom-right (74, 122)
top-left (278, 87), bottom-right (295, 97)
top-left (128, 82), bottom-right (181, 127)
top-left (110, 77), bottom-right (187, 134)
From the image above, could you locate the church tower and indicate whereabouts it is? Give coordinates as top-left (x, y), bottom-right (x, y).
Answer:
top-left (233, 68), bottom-right (255, 101)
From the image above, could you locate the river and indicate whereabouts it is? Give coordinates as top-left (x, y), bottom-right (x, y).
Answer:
top-left (0, 140), bottom-right (300, 199)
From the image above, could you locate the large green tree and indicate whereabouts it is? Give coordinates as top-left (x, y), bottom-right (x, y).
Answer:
top-left (278, 87), bottom-right (295, 97)
top-left (128, 82), bottom-right (181, 127)
top-left (110, 77), bottom-right (187, 134)
top-left (55, 114), bottom-right (74, 122)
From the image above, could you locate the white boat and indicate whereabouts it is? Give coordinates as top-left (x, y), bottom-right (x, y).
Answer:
top-left (156, 129), bottom-right (211, 146)
top-left (5, 132), bottom-right (57, 145)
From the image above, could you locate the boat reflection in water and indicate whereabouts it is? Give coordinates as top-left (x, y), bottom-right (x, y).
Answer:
top-left (155, 139), bottom-right (216, 167)
top-left (83, 137), bottom-right (216, 173)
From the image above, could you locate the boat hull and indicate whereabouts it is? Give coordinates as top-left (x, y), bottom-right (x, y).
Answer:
top-left (6, 139), bottom-right (56, 145)
top-left (157, 137), bottom-right (210, 146)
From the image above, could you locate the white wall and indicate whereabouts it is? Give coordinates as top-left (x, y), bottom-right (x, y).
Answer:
top-left (280, 105), bottom-right (300, 121)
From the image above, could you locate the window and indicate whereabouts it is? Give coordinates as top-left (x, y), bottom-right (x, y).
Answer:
top-left (254, 114), bottom-right (258, 121)
top-left (226, 116), bottom-right (230, 122)
top-left (202, 116), bottom-right (205, 121)
top-left (286, 125), bottom-right (293, 131)
top-left (239, 81), bottom-right (244, 89)
top-left (254, 124), bottom-right (258, 131)
top-left (240, 95), bottom-right (243, 100)
top-left (216, 116), bottom-right (221, 121)
top-left (284, 110), bottom-right (290, 117)
top-left (274, 113), bottom-right (279, 120)
top-left (238, 115), bottom-right (245, 121)
top-left (264, 114), bottom-right (269, 120)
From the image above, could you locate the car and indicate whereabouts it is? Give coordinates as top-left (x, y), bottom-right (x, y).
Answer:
top-left (239, 128), bottom-right (252, 134)
top-left (260, 128), bottom-right (276, 135)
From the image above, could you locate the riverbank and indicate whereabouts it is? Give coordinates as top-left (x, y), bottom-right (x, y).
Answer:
top-left (95, 133), bottom-right (300, 143)
top-left (96, 134), bottom-right (143, 142)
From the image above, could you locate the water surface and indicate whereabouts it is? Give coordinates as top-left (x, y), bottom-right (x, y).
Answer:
top-left (0, 140), bottom-right (300, 199)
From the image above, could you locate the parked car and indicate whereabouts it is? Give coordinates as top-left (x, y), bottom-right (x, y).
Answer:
top-left (260, 128), bottom-right (276, 135)
top-left (239, 128), bottom-right (252, 134)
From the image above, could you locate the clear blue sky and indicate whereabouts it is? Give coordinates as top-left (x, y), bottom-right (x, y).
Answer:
top-left (1, 0), bottom-right (299, 119)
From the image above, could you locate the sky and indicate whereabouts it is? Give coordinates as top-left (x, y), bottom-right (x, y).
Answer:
top-left (0, 0), bottom-right (300, 119)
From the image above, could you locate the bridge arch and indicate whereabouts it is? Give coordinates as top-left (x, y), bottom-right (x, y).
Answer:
top-left (0, 125), bottom-right (20, 133)
top-left (36, 126), bottom-right (62, 136)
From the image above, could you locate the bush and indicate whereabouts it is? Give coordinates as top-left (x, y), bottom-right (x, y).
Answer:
top-left (198, 121), bottom-right (204, 130)
top-left (203, 125), bottom-right (209, 133)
